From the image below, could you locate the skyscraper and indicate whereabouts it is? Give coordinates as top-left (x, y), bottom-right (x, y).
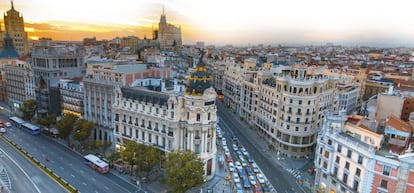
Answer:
top-left (3, 1), bottom-right (29, 55)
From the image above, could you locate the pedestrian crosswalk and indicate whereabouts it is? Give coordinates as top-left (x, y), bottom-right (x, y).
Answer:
top-left (286, 168), bottom-right (302, 179)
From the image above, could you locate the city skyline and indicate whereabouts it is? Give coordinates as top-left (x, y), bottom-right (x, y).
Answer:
top-left (1, 0), bottom-right (413, 46)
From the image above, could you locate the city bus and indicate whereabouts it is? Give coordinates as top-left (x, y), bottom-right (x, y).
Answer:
top-left (83, 154), bottom-right (109, 174)
top-left (9, 116), bottom-right (25, 128)
top-left (21, 122), bottom-right (41, 135)
top-left (0, 119), bottom-right (5, 133)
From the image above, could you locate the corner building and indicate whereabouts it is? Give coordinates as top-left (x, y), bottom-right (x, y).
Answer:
top-left (256, 64), bottom-right (338, 158)
top-left (113, 54), bottom-right (217, 180)
top-left (223, 62), bottom-right (338, 159)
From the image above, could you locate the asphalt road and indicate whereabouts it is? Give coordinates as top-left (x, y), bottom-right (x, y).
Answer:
top-left (217, 102), bottom-right (302, 193)
top-left (1, 115), bottom-right (138, 193)
top-left (0, 138), bottom-right (67, 193)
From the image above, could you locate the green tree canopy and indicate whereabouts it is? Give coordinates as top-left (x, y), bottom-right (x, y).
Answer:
top-left (73, 119), bottom-right (93, 142)
top-left (165, 150), bottom-right (204, 193)
top-left (135, 144), bottom-right (160, 177)
top-left (21, 99), bottom-right (37, 121)
top-left (55, 113), bottom-right (78, 141)
top-left (120, 141), bottom-right (140, 173)
top-left (36, 114), bottom-right (56, 128)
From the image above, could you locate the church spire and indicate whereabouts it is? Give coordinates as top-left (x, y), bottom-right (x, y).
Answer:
top-left (11, 0), bottom-right (14, 10)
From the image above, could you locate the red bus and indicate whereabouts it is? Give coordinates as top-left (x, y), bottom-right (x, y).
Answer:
top-left (83, 154), bottom-right (109, 174)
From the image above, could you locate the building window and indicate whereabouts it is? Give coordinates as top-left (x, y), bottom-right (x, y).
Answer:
top-left (333, 167), bottom-right (338, 177)
top-left (196, 113), bottom-right (201, 121)
top-left (323, 161), bottom-right (327, 169)
top-left (187, 112), bottom-right (189, 120)
top-left (342, 173), bottom-right (348, 184)
top-left (324, 151), bottom-right (330, 158)
top-left (208, 112), bottom-right (211, 120)
top-left (335, 156), bottom-right (340, 164)
top-left (382, 165), bottom-right (391, 176)
top-left (380, 179), bottom-right (388, 189)
top-left (299, 100), bottom-right (302, 105)
top-left (355, 168), bottom-right (361, 177)
top-left (195, 144), bottom-right (200, 154)
top-left (358, 154), bottom-right (363, 164)
top-left (353, 180), bottom-right (359, 191)
top-left (337, 144), bottom-right (342, 152)
top-left (328, 139), bottom-right (332, 145)
top-left (345, 162), bottom-right (350, 170)
top-left (347, 149), bottom-right (352, 158)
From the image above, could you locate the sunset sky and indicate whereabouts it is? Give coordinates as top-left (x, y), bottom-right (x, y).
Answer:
top-left (1, 0), bottom-right (413, 46)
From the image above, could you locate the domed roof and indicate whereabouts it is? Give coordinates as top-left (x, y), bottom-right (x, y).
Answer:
top-left (185, 49), bottom-right (213, 95)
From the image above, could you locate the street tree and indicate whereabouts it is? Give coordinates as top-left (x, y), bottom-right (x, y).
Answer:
top-left (135, 144), bottom-right (160, 178)
top-left (165, 150), bottom-right (204, 193)
top-left (94, 140), bottom-right (112, 156)
top-left (55, 113), bottom-right (78, 143)
top-left (36, 114), bottom-right (56, 128)
top-left (21, 99), bottom-right (37, 121)
top-left (120, 141), bottom-right (139, 174)
top-left (73, 119), bottom-right (93, 142)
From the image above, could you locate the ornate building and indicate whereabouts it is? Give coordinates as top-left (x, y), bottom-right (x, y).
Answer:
top-left (223, 62), bottom-right (339, 158)
top-left (3, 1), bottom-right (28, 55)
top-left (113, 51), bottom-right (217, 180)
top-left (156, 8), bottom-right (182, 51)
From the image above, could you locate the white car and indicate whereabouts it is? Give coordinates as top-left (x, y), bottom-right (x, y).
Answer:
top-left (4, 122), bottom-right (12, 127)
top-left (0, 127), bottom-right (5, 133)
top-left (248, 175), bottom-right (257, 185)
top-left (235, 161), bottom-right (242, 170)
top-left (224, 148), bottom-right (230, 155)
top-left (232, 144), bottom-right (238, 151)
top-left (241, 148), bottom-right (249, 156)
top-left (228, 162), bottom-right (235, 172)
top-left (252, 162), bottom-right (260, 173)
top-left (256, 173), bottom-right (266, 184)
top-left (233, 172), bottom-right (240, 183)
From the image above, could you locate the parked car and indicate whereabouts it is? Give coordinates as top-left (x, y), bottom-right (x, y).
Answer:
top-left (0, 127), bottom-right (6, 133)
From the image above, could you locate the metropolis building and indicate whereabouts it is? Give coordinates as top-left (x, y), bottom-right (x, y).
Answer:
top-left (113, 53), bottom-right (217, 180)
